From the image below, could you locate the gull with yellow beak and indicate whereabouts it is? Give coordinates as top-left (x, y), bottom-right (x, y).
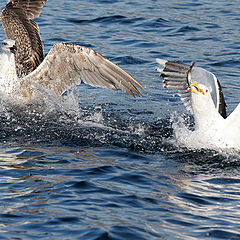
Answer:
top-left (156, 59), bottom-right (240, 150)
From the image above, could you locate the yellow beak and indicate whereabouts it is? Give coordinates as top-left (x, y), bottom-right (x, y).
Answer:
top-left (188, 83), bottom-right (205, 95)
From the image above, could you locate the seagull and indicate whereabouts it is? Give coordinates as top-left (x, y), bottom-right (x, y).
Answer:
top-left (156, 58), bottom-right (240, 150)
top-left (0, 1), bottom-right (143, 100)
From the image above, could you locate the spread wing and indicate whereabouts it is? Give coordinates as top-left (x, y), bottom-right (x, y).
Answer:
top-left (0, 0), bottom-right (47, 77)
top-left (23, 42), bottom-right (144, 97)
top-left (156, 58), bottom-right (227, 118)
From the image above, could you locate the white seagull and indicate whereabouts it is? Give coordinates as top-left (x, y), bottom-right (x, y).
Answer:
top-left (156, 58), bottom-right (240, 150)
top-left (0, 1), bottom-right (143, 100)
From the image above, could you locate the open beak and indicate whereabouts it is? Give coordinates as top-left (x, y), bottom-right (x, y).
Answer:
top-left (10, 45), bottom-right (17, 54)
top-left (188, 82), bottom-right (205, 95)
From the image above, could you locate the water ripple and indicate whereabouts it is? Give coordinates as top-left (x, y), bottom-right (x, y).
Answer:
top-left (0, 0), bottom-right (240, 239)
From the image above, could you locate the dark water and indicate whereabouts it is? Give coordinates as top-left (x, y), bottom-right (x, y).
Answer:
top-left (0, 0), bottom-right (240, 239)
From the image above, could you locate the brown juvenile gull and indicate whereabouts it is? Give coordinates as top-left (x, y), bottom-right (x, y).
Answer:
top-left (0, 1), bottom-right (143, 99)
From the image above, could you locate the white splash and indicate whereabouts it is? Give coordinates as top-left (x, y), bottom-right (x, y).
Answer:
top-left (169, 113), bottom-right (240, 153)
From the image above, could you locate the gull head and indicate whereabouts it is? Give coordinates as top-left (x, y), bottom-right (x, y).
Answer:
top-left (1, 39), bottom-right (17, 55)
top-left (188, 83), bottom-right (212, 106)
top-left (188, 82), bottom-right (219, 129)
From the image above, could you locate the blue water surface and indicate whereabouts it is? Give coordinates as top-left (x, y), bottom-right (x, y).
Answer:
top-left (0, 0), bottom-right (240, 239)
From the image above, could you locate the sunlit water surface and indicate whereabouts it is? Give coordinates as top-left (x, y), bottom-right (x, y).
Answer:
top-left (0, 0), bottom-right (240, 239)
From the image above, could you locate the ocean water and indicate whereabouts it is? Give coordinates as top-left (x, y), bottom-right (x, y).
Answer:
top-left (0, 0), bottom-right (240, 239)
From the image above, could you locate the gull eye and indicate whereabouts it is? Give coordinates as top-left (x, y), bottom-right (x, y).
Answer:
top-left (206, 89), bottom-right (208, 93)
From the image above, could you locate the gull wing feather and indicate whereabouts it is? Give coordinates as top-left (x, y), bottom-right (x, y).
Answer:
top-left (156, 58), bottom-right (193, 112)
top-left (156, 58), bottom-right (227, 118)
top-left (6, 0), bottom-right (47, 18)
top-left (23, 42), bottom-right (144, 97)
top-left (1, 0), bottom-right (47, 77)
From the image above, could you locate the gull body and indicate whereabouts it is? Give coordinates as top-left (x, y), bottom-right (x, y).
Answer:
top-left (0, 39), bottom-right (18, 94)
top-left (189, 83), bottom-right (240, 149)
top-left (157, 59), bottom-right (240, 150)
